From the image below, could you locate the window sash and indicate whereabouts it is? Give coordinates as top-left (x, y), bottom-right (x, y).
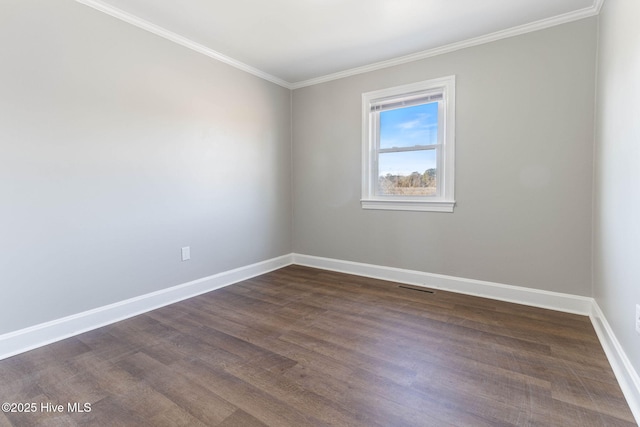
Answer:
top-left (361, 75), bottom-right (456, 212)
top-left (370, 91), bottom-right (443, 112)
top-left (371, 98), bottom-right (445, 198)
top-left (378, 145), bottom-right (438, 154)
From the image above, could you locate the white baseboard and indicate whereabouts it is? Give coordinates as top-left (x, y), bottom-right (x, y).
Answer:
top-left (293, 253), bottom-right (640, 423)
top-left (1, 251), bottom-right (637, 425)
top-left (0, 254), bottom-right (293, 361)
top-left (590, 302), bottom-right (640, 424)
top-left (292, 253), bottom-right (593, 315)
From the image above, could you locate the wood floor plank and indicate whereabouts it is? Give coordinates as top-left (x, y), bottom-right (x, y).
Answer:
top-left (224, 362), bottom-right (372, 427)
top-left (279, 356), bottom-right (474, 427)
top-left (115, 351), bottom-right (236, 425)
top-left (216, 409), bottom-right (268, 427)
top-left (0, 265), bottom-right (635, 426)
top-left (169, 357), bottom-right (326, 426)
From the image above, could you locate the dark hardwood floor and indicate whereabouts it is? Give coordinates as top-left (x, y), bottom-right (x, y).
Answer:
top-left (0, 265), bottom-right (636, 426)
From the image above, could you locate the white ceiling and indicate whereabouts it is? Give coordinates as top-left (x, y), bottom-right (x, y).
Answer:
top-left (77, 0), bottom-right (601, 88)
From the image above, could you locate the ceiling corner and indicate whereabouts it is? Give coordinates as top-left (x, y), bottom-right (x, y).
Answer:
top-left (74, 0), bottom-right (293, 89)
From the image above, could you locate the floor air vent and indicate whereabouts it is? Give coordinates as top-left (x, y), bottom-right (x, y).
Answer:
top-left (398, 285), bottom-right (435, 294)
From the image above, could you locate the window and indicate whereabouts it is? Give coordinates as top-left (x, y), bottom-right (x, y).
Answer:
top-left (361, 76), bottom-right (456, 212)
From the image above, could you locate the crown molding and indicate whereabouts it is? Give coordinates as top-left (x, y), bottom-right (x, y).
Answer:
top-left (75, 0), bottom-right (293, 89)
top-left (290, 3), bottom-right (602, 89)
top-left (76, 0), bottom-right (603, 91)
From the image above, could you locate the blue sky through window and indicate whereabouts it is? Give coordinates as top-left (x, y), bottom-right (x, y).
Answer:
top-left (379, 102), bottom-right (438, 176)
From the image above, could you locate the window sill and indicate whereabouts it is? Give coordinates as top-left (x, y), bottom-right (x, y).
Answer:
top-left (361, 199), bottom-right (455, 212)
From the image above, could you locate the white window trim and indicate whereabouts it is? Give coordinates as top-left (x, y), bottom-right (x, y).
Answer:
top-left (361, 76), bottom-right (456, 212)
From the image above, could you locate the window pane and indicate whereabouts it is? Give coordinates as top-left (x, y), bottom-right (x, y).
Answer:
top-left (380, 102), bottom-right (438, 149)
top-left (378, 150), bottom-right (437, 196)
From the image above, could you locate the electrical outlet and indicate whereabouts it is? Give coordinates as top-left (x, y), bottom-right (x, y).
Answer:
top-left (181, 246), bottom-right (190, 261)
top-left (636, 304), bottom-right (640, 335)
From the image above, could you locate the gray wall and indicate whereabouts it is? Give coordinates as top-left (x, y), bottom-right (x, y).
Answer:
top-left (594, 0), bottom-right (640, 377)
top-left (292, 19), bottom-right (597, 296)
top-left (0, 2), bottom-right (608, 340)
top-left (0, 0), bottom-right (292, 334)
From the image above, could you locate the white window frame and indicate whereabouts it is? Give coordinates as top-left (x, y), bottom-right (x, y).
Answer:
top-left (361, 76), bottom-right (456, 212)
